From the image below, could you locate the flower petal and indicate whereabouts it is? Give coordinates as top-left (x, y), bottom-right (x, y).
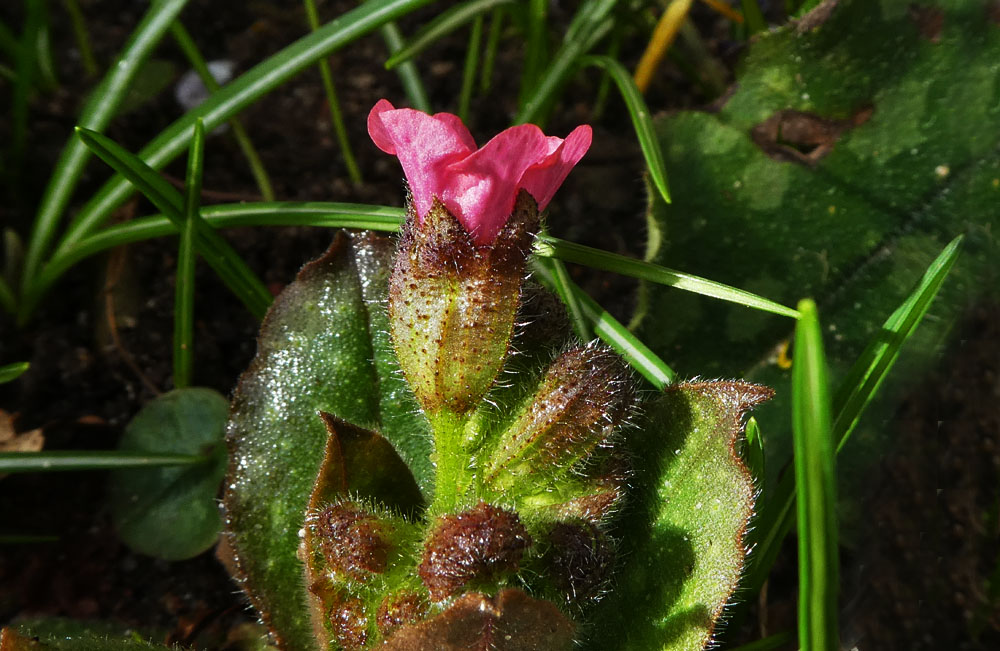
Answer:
top-left (442, 124), bottom-right (555, 244)
top-left (519, 125), bottom-right (592, 211)
top-left (367, 100), bottom-right (477, 220)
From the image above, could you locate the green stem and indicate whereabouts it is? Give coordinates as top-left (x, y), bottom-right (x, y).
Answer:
top-left (0, 451), bottom-right (209, 473)
top-left (304, 0), bottom-right (363, 185)
top-left (480, 7), bottom-right (503, 94)
top-left (378, 22), bottom-right (431, 113)
top-left (458, 14), bottom-right (484, 123)
top-left (428, 410), bottom-right (472, 515)
top-left (62, 0), bottom-right (98, 76)
top-left (170, 21), bottom-right (276, 200)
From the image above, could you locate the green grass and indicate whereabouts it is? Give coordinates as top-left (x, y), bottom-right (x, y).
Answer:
top-left (792, 299), bottom-right (839, 650)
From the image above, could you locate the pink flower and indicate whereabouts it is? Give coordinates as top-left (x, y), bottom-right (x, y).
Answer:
top-left (368, 99), bottom-right (592, 245)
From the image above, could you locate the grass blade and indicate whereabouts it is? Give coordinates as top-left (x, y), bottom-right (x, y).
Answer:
top-left (532, 256), bottom-right (676, 388)
top-left (792, 298), bottom-right (839, 651)
top-left (0, 451), bottom-right (209, 473)
top-left (743, 416), bottom-right (765, 489)
top-left (173, 121), bottom-right (205, 389)
top-left (480, 7), bottom-right (504, 94)
top-left (378, 22), bottom-right (431, 113)
top-left (170, 21), bottom-right (276, 200)
top-left (517, 0), bottom-right (548, 107)
top-left (75, 127), bottom-right (272, 319)
top-left (62, 0), bottom-right (99, 77)
top-left (743, 237), bottom-right (962, 599)
top-left (303, 0), bottom-right (362, 185)
top-left (0, 362), bottom-right (30, 384)
top-left (385, 0), bottom-right (512, 69)
top-left (36, 202), bottom-right (406, 296)
top-left (21, 0), bottom-right (191, 296)
top-left (534, 235), bottom-right (799, 318)
top-left (578, 54), bottom-right (670, 203)
top-left (0, 277), bottom-right (15, 315)
top-left (514, 0), bottom-right (616, 126)
top-left (458, 14), bottom-right (484, 123)
top-left (39, 0), bottom-right (434, 288)
top-left (831, 235), bottom-right (964, 451)
top-left (538, 254), bottom-right (592, 342)
top-left (633, 0), bottom-right (692, 94)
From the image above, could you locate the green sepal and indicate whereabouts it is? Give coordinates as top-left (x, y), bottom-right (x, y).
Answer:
top-left (388, 192), bottom-right (539, 417)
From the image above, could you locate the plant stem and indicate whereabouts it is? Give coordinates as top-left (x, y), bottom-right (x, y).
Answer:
top-left (62, 0), bottom-right (98, 76)
top-left (458, 14), bottom-right (484, 123)
top-left (304, 0), bottom-right (363, 185)
top-left (170, 21), bottom-right (277, 200)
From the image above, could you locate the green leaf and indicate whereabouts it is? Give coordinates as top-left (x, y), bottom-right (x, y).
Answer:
top-left (639, 0), bottom-right (1000, 507)
top-left (75, 127), bottom-right (273, 319)
top-left (223, 232), bottom-right (431, 650)
top-left (107, 387), bottom-right (229, 561)
top-left (0, 361), bottom-right (29, 384)
top-left (791, 300), bottom-right (838, 650)
top-left (585, 381), bottom-right (773, 650)
top-left (173, 120), bottom-right (205, 389)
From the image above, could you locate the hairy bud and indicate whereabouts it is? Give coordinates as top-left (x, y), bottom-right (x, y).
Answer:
top-left (419, 502), bottom-right (532, 601)
top-left (484, 345), bottom-right (634, 490)
top-left (388, 192), bottom-right (539, 416)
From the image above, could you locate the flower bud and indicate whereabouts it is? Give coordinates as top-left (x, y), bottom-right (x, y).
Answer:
top-left (388, 192), bottom-right (539, 416)
top-left (483, 345), bottom-right (634, 492)
top-left (418, 501), bottom-right (532, 601)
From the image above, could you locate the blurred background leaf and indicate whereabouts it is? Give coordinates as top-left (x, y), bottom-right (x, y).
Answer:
top-left (638, 0), bottom-right (999, 508)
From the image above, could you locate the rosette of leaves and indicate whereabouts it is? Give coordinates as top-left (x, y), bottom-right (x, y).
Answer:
top-left (223, 207), bottom-right (771, 650)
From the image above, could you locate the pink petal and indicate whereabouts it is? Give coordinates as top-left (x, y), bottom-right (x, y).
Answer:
top-left (367, 100), bottom-right (477, 220)
top-left (519, 125), bottom-right (592, 211)
top-left (441, 124), bottom-right (555, 244)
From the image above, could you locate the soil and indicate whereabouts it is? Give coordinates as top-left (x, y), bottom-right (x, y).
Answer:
top-left (0, 1), bottom-right (997, 649)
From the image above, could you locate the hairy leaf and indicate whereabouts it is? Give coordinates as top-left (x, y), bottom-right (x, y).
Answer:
top-left (586, 381), bottom-right (772, 650)
top-left (640, 0), bottom-right (999, 487)
top-left (223, 232), bottom-right (430, 650)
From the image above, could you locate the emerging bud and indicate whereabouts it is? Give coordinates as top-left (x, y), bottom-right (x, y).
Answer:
top-left (314, 501), bottom-right (392, 578)
top-left (542, 521), bottom-right (615, 605)
top-left (483, 345), bottom-right (634, 491)
top-left (377, 591), bottom-right (429, 639)
top-left (419, 501), bottom-right (532, 601)
top-left (388, 192), bottom-right (539, 415)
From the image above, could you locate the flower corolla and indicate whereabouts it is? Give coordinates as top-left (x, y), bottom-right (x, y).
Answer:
top-left (368, 99), bottom-right (591, 244)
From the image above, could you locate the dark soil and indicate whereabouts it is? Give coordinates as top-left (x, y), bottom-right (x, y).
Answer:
top-left (1, 1), bottom-right (997, 649)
